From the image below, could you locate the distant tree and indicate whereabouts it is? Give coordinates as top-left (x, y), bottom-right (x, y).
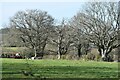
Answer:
top-left (70, 23), bottom-right (91, 58)
top-left (0, 27), bottom-right (22, 47)
top-left (72, 2), bottom-right (120, 61)
top-left (0, 27), bottom-right (10, 34)
top-left (9, 9), bottom-right (54, 58)
top-left (51, 20), bottom-right (74, 59)
top-left (0, 27), bottom-right (10, 46)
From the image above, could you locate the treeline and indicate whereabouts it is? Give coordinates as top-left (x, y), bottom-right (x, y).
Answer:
top-left (1, 2), bottom-right (120, 61)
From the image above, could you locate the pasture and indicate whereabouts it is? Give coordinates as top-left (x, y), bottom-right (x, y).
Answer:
top-left (1, 58), bottom-right (119, 80)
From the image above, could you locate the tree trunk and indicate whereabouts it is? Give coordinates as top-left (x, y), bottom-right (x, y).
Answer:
top-left (57, 53), bottom-right (61, 59)
top-left (101, 54), bottom-right (107, 61)
top-left (57, 43), bottom-right (61, 59)
top-left (57, 44), bottom-right (61, 59)
top-left (40, 39), bottom-right (47, 59)
top-left (78, 44), bottom-right (82, 58)
top-left (98, 48), bottom-right (108, 61)
top-left (34, 47), bottom-right (37, 58)
top-left (57, 32), bottom-right (62, 59)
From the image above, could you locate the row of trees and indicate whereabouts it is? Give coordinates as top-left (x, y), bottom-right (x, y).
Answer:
top-left (2, 2), bottom-right (120, 61)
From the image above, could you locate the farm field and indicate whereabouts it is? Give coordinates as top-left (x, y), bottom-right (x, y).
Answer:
top-left (1, 58), bottom-right (119, 80)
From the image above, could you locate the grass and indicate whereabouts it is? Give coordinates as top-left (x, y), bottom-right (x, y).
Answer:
top-left (1, 58), bottom-right (119, 79)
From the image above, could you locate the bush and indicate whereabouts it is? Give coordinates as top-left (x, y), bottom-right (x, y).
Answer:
top-left (61, 55), bottom-right (67, 59)
top-left (107, 51), bottom-right (115, 62)
top-left (22, 49), bottom-right (34, 58)
top-left (80, 55), bottom-right (88, 61)
top-left (94, 53), bottom-right (101, 61)
top-left (86, 53), bottom-right (95, 60)
top-left (65, 54), bottom-right (78, 60)
top-left (43, 54), bottom-right (57, 59)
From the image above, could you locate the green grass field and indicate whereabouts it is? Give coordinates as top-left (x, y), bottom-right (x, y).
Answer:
top-left (1, 58), bottom-right (119, 79)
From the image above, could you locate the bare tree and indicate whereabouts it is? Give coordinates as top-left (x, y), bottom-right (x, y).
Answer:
top-left (70, 23), bottom-right (91, 58)
top-left (51, 20), bottom-right (74, 59)
top-left (9, 9), bottom-right (54, 58)
top-left (72, 2), bottom-right (120, 61)
top-left (70, 13), bottom-right (91, 59)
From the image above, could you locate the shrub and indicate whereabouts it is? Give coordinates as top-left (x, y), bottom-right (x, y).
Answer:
top-left (80, 55), bottom-right (88, 61)
top-left (61, 55), bottom-right (67, 59)
top-left (94, 53), bottom-right (101, 61)
top-left (1, 54), bottom-right (5, 58)
top-left (65, 54), bottom-right (78, 60)
top-left (86, 53), bottom-right (95, 60)
top-left (43, 54), bottom-right (57, 59)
